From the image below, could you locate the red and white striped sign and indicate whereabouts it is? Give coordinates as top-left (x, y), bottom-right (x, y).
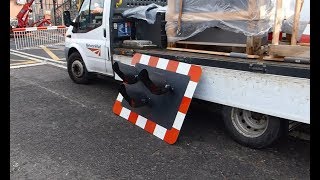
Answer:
top-left (12, 26), bottom-right (66, 32)
top-left (113, 53), bottom-right (202, 144)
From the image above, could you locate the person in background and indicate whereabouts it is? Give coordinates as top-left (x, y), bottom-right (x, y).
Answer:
top-left (91, 0), bottom-right (104, 14)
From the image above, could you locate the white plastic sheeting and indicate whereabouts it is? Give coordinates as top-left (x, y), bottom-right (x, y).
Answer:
top-left (282, 0), bottom-right (310, 39)
top-left (121, 0), bottom-right (309, 43)
top-left (122, 3), bottom-right (167, 24)
top-left (165, 0), bottom-right (276, 43)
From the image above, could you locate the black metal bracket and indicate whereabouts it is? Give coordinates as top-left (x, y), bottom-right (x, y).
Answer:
top-left (112, 62), bottom-right (139, 84)
top-left (249, 63), bottom-right (267, 73)
top-left (138, 69), bottom-right (173, 95)
top-left (119, 84), bottom-right (150, 108)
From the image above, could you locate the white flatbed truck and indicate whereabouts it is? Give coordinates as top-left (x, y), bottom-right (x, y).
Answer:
top-left (62, 0), bottom-right (310, 148)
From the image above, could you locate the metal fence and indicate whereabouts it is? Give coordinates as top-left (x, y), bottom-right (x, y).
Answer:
top-left (12, 26), bottom-right (67, 50)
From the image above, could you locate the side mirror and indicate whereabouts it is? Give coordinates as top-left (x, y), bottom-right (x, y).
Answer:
top-left (63, 11), bottom-right (75, 27)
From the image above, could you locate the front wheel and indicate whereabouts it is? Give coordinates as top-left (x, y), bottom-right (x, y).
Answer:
top-left (222, 106), bottom-right (286, 149)
top-left (67, 52), bottom-right (92, 84)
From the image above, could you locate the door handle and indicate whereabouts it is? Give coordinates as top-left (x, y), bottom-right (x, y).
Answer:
top-left (66, 35), bottom-right (71, 38)
top-left (103, 28), bottom-right (106, 38)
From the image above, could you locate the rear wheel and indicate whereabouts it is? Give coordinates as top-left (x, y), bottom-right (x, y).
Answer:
top-left (67, 52), bottom-right (92, 84)
top-left (222, 106), bottom-right (286, 149)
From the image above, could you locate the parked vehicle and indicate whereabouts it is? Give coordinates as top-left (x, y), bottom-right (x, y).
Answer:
top-left (62, 0), bottom-right (310, 148)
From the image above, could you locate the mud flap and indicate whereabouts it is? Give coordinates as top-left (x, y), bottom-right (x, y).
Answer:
top-left (113, 53), bottom-right (202, 144)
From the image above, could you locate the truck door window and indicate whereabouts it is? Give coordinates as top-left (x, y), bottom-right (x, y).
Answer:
top-left (76, 0), bottom-right (104, 33)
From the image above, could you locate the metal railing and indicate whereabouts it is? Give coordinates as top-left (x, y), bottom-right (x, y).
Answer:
top-left (12, 26), bottom-right (67, 50)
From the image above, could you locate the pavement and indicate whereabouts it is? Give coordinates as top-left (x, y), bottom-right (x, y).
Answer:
top-left (10, 40), bottom-right (310, 179)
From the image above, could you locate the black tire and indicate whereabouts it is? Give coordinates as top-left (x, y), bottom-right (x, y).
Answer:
top-left (67, 52), bottom-right (92, 84)
top-left (222, 106), bottom-right (285, 149)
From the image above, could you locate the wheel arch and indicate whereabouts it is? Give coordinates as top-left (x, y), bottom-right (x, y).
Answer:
top-left (68, 47), bottom-right (79, 58)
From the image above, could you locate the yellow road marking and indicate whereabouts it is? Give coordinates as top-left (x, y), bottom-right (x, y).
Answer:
top-left (40, 45), bottom-right (60, 61)
top-left (10, 60), bottom-right (38, 66)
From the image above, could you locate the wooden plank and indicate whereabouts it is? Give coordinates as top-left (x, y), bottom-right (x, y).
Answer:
top-left (246, 36), bottom-right (254, 55)
top-left (166, 0), bottom-right (177, 41)
top-left (246, 0), bottom-right (258, 55)
top-left (246, 36), bottom-right (262, 55)
top-left (166, 0), bottom-right (176, 14)
top-left (297, 43), bottom-right (310, 46)
top-left (253, 37), bottom-right (262, 55)
top-left (167, 47), bottom-right (259, 59)
top-left (167, 42), bottom-right (176, 48)
top-left (232, 47), bottom-right (246, 53)
top-left (176, 0), bottom-right (184, 35)
top-left (166, 11), bottom-right (252, 22)
top-left (272, 0), bottom-right (283, 45)
top-left (263, 56), bottom-right (284, 62)
top-left (176, 41), bottom-right (247, 47)
top-left (269, 45), bottom-right (310, 58)
top-left (291, 0), bottom-right (304, 45)
top-left (246, 0), bottom-right (264, 55)
top-left (168, 47), bottom-right (230, 56)
top-left (248, 0), bottom-right (258, 18)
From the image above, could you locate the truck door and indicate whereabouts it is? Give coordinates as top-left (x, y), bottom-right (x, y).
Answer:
top-left (71, 0), bottom-right (113, 76)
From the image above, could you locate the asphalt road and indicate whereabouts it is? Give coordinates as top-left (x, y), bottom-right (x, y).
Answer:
top-left (10, 65), bottom-right (310, 179)
top-left (10, 38), bottom-right (66, 62)
top-left (10, 40), bottom-right (310, 179)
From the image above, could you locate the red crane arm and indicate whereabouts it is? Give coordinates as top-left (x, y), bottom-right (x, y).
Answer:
top-left (16, 0), bottom-right (35, 28)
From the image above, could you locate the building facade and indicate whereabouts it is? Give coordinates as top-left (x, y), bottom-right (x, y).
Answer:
top-left (10, 0), bottom-right (65, 19)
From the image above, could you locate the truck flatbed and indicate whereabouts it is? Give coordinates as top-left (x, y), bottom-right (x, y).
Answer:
top-left (114, 48), bottom-right (310, 79)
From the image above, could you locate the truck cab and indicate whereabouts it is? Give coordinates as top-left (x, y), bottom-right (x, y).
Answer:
top-left (64, 0), bottom-right (114, 78)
